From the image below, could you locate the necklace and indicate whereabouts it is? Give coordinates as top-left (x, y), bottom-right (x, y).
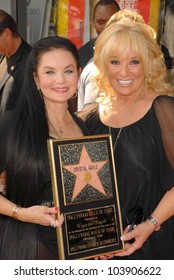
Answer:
top-left (53, 126), bottom-right (63, 139)
top-left (109, 126), bottom-right (122, 149)
top-left (108, 100), bottom-right (137, 149)
top-left (48, 111), bottom-right (80, 139)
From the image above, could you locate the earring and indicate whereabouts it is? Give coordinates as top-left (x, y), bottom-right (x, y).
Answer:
top-left (71, 92), bottom-right (78, 99)
top-left (37, 86), bottom-right (43, 99)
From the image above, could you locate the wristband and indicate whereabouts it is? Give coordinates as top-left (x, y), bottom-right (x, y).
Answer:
top-left (148, 216), bottom-right (161, 231)
top-left (12, 204), bottom-right (21, 220)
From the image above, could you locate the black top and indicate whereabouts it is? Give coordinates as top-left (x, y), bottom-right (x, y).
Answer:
top-left (84, 95), bottom-right (174, 260)
top-left (78, 38), bottom-right (96, 69)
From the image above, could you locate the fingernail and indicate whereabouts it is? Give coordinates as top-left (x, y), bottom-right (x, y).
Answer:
top-left (50, 222), bottom-right (56, 228)
top-left (55, 207), bottom-right (59, 211)
top-left (120, 235), bottom-right (126, 241)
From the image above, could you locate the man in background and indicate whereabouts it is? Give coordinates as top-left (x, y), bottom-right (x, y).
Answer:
top-left (0, 9), bottom-right (31, 112)
top-left (78, 0), bottom-right (120, 69)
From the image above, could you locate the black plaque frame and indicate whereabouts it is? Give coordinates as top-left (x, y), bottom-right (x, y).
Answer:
top-left (47, 134), bottom-right (124, 259)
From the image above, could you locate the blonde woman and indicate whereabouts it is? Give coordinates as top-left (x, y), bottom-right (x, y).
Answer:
top-left (79, 19), bottom-right (174, 259)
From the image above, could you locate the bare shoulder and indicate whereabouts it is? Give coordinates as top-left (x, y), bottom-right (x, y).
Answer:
top-left (139, 92), bottom-right (161, 110)
top-left (145, 91), bottom-right (160, 103)
top-left (77, 102), bottom-right (98, 121)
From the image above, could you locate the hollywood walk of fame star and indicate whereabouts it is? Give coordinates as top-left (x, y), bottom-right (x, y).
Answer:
top-left (63, 145), bottom-right (107, 201)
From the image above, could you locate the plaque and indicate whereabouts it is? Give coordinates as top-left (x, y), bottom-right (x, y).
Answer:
top-left (47, 134), bottom-right (124, 259)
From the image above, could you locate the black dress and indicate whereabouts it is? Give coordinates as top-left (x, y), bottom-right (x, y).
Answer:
top-left (84, 95), bottom-right (174, 260)
top-left (0, 111), bottom-right (89, 259)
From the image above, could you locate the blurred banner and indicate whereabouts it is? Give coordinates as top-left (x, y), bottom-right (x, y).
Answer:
top-left (57, 0), bottom-right (85, 49)
top-left (116, 0), bottom-right (160, 32)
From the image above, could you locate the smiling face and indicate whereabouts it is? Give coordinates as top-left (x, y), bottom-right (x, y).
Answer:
top-left (107, 48), bottom-right (145, 97)
top-left (34, 48), bottom-right (79, 105)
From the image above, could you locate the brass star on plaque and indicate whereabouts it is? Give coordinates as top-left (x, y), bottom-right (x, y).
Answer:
top-left (63, 145), bottom-right (107, 201)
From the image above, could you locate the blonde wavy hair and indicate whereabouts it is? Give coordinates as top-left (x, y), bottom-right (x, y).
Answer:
top-left (93, 18), bottom-right (172, 102)
top-left (106, 8), bottom-right (145, 28)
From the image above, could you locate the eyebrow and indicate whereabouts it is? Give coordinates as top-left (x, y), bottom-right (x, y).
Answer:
top-left (43, 64), bottom-right (75, 70)
top-left (65, 64), bottom-right (75, 69)
top-left (109, 56), bottom-right (139, 59)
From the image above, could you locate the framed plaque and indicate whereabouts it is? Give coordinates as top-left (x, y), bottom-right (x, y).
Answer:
top-left (47, 134), bottom-right (124, 259)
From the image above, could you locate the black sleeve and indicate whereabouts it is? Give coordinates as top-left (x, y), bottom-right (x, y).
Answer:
top-left (154, 95), bottom-right (174, 170)
top-left (78, 39), bottom-right (95, 68)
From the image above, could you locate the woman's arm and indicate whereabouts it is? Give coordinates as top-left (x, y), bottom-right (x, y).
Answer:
top-left (0, 194), bottom-right (64, 228)
top-left (114, 186), bottom-right (174, 257)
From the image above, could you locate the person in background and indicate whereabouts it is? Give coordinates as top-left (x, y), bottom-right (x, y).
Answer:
top-left (77, 57), bottom-right (97, 111)
top-left (0, 9), bottom-right (32, 113)
top-left (72, 0), bottom-right (120, 112)
top-left (78, 18), bottom-right (174, 259)
top-left (78, 0), bottom-right (120, 69)
top-left (0, 36), bottom-right (88, 260)
top-left (160, 0), bottom-right (174, 65)
top-left (77, 9), bottom-right (145, 111)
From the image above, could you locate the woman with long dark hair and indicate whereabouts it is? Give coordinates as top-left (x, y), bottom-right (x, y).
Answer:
top-left (0, 36), bottom-right (88, 259)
